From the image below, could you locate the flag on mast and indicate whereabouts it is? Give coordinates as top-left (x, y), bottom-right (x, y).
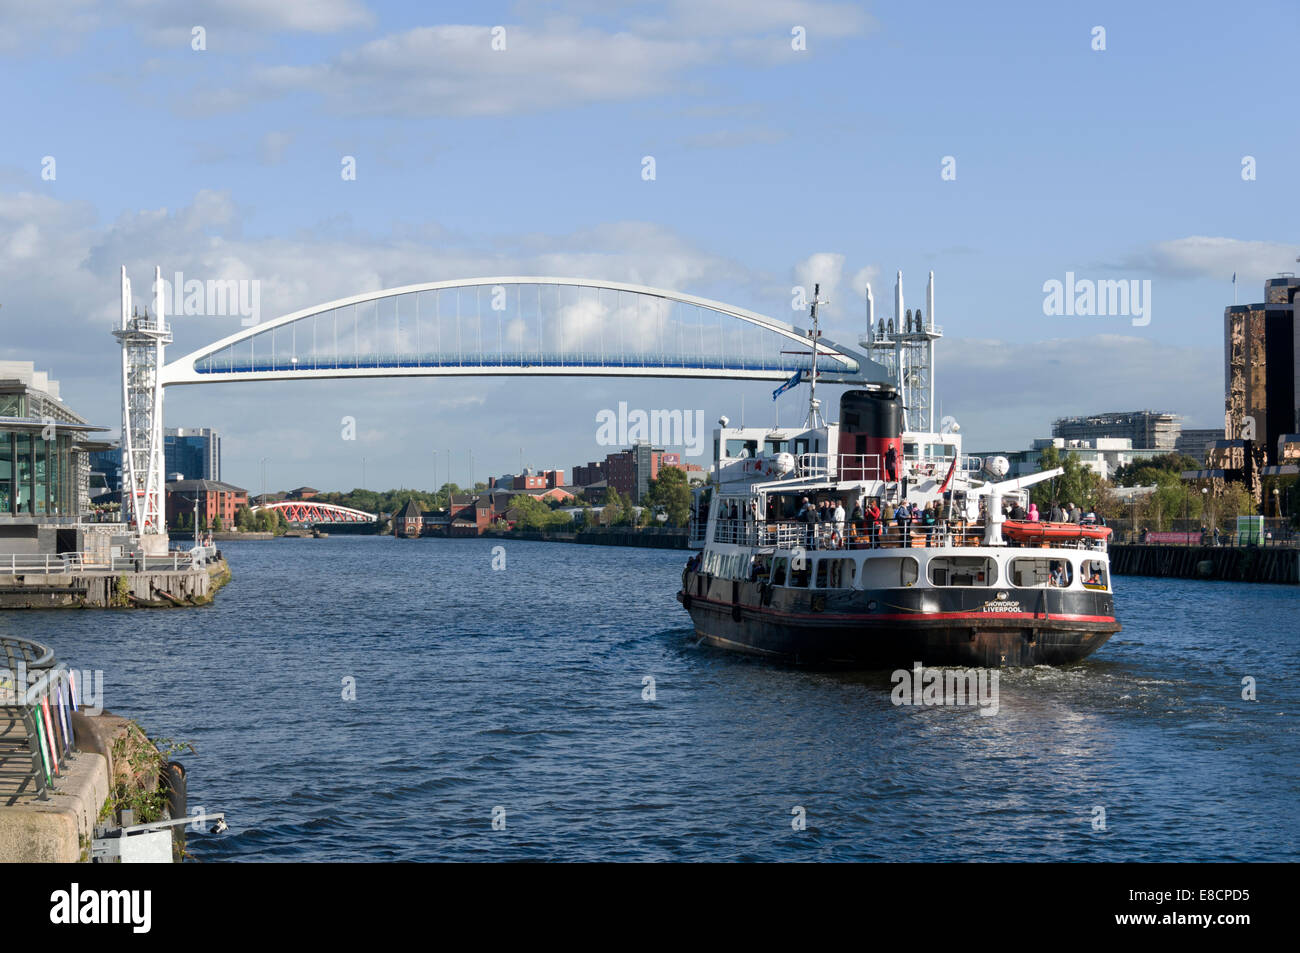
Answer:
top-left (772, 368), bottom-right (803, 401)
top-left (937, 454), bottom-right (959, 494)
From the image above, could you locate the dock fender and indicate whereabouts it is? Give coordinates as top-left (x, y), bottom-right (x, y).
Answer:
top-left (163, 760), bottom-right (188, 859)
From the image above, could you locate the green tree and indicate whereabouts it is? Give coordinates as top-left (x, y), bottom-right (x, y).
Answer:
top-left (644, 466), bottom-right (692, 526)
top-left (1030, 446), bottom-right (1103, 511)
top-left (603, 487), bottom-right (628, 526)
top-left (1111, 453), bottom-right (1201, 487)
top-left (212, 514), bottom-right (223, 532)
top-left (234, 505), bottom-right (252, 531)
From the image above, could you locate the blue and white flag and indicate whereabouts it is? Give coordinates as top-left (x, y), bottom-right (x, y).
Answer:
top-left (772, 368), bottom-right (803, 401)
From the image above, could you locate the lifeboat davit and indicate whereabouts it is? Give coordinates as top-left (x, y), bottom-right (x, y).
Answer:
top-left (1003, 520), bottom-right (1112, 542)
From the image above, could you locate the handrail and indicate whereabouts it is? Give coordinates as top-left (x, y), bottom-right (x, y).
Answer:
top-left (707, 518), bottom-right (1109, 552)
top-left (0, 550), bottom-right (198, 574)
top-left (1, 635), bottom-right (77, 802)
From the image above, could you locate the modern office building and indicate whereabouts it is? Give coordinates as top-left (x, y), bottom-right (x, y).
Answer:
top-left (1222, 273), bottom-right (1298, 466)
top-left (91, 426), bottom-right (222, 490)
top-left (1175, 428), bottom-right (1224, 463)
top-left (0, 361), bottom-right (110, 553)
top-left (1051, 411), bottom-right (1181, 451)
top-left (968, 437), bottom-right (1168, 482)
top-left (165, 427), bottom-right (221, 481)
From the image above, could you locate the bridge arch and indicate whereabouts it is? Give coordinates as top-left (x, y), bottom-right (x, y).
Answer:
top-left (160, 277), bottom-right (883, 386)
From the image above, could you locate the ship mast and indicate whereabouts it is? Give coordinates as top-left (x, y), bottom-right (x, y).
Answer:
top-left (806, 282), bottom-right (826, 428)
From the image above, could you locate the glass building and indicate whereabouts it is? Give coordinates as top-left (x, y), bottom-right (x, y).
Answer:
top-left (0, 363), bottom-right (103, 520)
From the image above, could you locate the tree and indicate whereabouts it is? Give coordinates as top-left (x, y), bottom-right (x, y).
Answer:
top-left (1111, 453), bottom-right (1201, 488)
top-left (645, 466), bottom-right (692, 526)
top-left (1031, 446), bottom-right (1103, 511)
top-left (234, 505), bottom-right (252, 531)
top-left (212, 514), bottom-right (223, 532)
top-left (603, 487), bottom-right (628, 526)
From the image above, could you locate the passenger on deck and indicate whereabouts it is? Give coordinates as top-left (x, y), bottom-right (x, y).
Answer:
top-left (866, 498), bottom-right (881, 547)
top-left (921, 501), bottom-right (938, 545)
top-left (833, 500), bottom-right (846, 537)
top-left (885, 444), bottom-right (899, 482)
top-left (1049, 501), bottom-right (1064, 523)
top-left (1049, 561), bottom-right (1067, 586)
top-left (802, 497), bottom-right (819, 546)
top-left (1027, 503), bottom-right (1040, 523)
top-left (1010, 501), bottom-right (1027, 521)
top-left (894, 501), bottom-right (911, 545)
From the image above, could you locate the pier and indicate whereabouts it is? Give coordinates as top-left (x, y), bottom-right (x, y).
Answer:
top-left (1110, 543), bottom-right (1299, 585)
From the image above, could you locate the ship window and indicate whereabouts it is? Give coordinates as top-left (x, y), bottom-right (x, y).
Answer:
top-left (859, 555), bottom-right (920, 588)
top-left (1081, 559), bottom-right (1107, 590)
top-left (771, 557), bottom-right (788, 586)
top-left (928, 556), bottom-right (998, 587)
top-left (1009, 557), bottom-right (1073, 588)
top-left (765, 438), bottom-right (790, 454)
top-left (814, 558), bottom-right (855, 589)
top-left (789, 556), bottom-right (811, 588)
top-left (726, 439), bottom-right (758, 458)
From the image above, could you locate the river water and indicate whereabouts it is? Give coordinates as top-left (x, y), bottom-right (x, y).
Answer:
top-left (6, 536), bottom-right (1297, 861)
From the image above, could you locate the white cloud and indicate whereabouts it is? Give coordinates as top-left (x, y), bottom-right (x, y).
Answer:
top-left (1118, 236), bottom-right (1300, 283)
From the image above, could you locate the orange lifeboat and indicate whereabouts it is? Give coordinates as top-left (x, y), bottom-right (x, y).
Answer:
top-left (1003, 520), bottom-right (1112, 542)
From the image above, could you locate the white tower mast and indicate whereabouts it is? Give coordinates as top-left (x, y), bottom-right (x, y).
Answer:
top-left (113, 266), bottom-right (172, 555)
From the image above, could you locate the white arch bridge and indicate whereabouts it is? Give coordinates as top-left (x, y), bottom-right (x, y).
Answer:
top-left (158, 276), bottom-right (882, 386)
top-left (117, 271), bottom-right (889, 548)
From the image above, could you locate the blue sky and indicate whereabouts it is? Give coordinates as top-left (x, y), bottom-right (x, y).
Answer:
top-left (1, 0), bottom-right (1296, 492)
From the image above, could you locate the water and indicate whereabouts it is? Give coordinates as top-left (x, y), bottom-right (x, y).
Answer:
top-left (4, 537), bottom-right (1297, 861)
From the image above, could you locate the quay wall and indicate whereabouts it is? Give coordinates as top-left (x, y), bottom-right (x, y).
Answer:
top-left (479, 528), bottom-right (691, 550)
top-left (0, 558), bottom-right (231, 608)
top-left (1109, 544), bottom-right (1299, 585)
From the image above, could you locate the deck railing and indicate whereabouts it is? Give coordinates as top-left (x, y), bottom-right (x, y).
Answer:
top-left (0, 636), bottom-right (78, 802)
top-left (709, 518), bottom-right (1108, 551)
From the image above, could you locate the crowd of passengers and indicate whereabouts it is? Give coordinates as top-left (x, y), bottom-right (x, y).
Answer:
top-left (705, 494), bottom-right (1106, 550)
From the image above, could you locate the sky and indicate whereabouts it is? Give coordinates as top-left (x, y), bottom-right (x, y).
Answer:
top-left (1, 0), bottom-right (1296, 493)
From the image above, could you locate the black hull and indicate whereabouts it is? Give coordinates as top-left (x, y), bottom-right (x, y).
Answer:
top-left (678, 570), bottom-right (1118, 668)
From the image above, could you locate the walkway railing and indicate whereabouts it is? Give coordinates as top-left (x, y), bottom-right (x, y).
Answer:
top-left (0, 636), bottom-right (78, 803)
top-left (710, 519), bottom-right (1108, 551)
top-left (0, 550), bottom-right (199, 574)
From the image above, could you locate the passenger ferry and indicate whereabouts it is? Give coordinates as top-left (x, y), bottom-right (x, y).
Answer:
top-left (678, 280), bottom-right (1119, 668)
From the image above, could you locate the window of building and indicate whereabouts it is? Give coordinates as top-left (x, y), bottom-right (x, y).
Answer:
top-left (928, 556), bottom-right (998, 587)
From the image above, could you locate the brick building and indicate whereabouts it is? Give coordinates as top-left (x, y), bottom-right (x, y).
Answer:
top-left (165, 478), bottom-right (248, 530)
top-left (605, 445), bottom-right (681, 503)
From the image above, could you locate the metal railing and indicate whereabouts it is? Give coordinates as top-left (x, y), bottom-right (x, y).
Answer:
top-left (1, 636), bottom-right (78, 802)
top-left (0, 550), bottom-right (199, 574)
top-left (788, 453), bottom-right (980, 483)
top-left (709, 518), bottom-right (1109, 552)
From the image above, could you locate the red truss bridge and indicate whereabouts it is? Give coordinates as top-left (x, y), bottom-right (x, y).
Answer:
top-left (252, 501), bottom-right (378, 524)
